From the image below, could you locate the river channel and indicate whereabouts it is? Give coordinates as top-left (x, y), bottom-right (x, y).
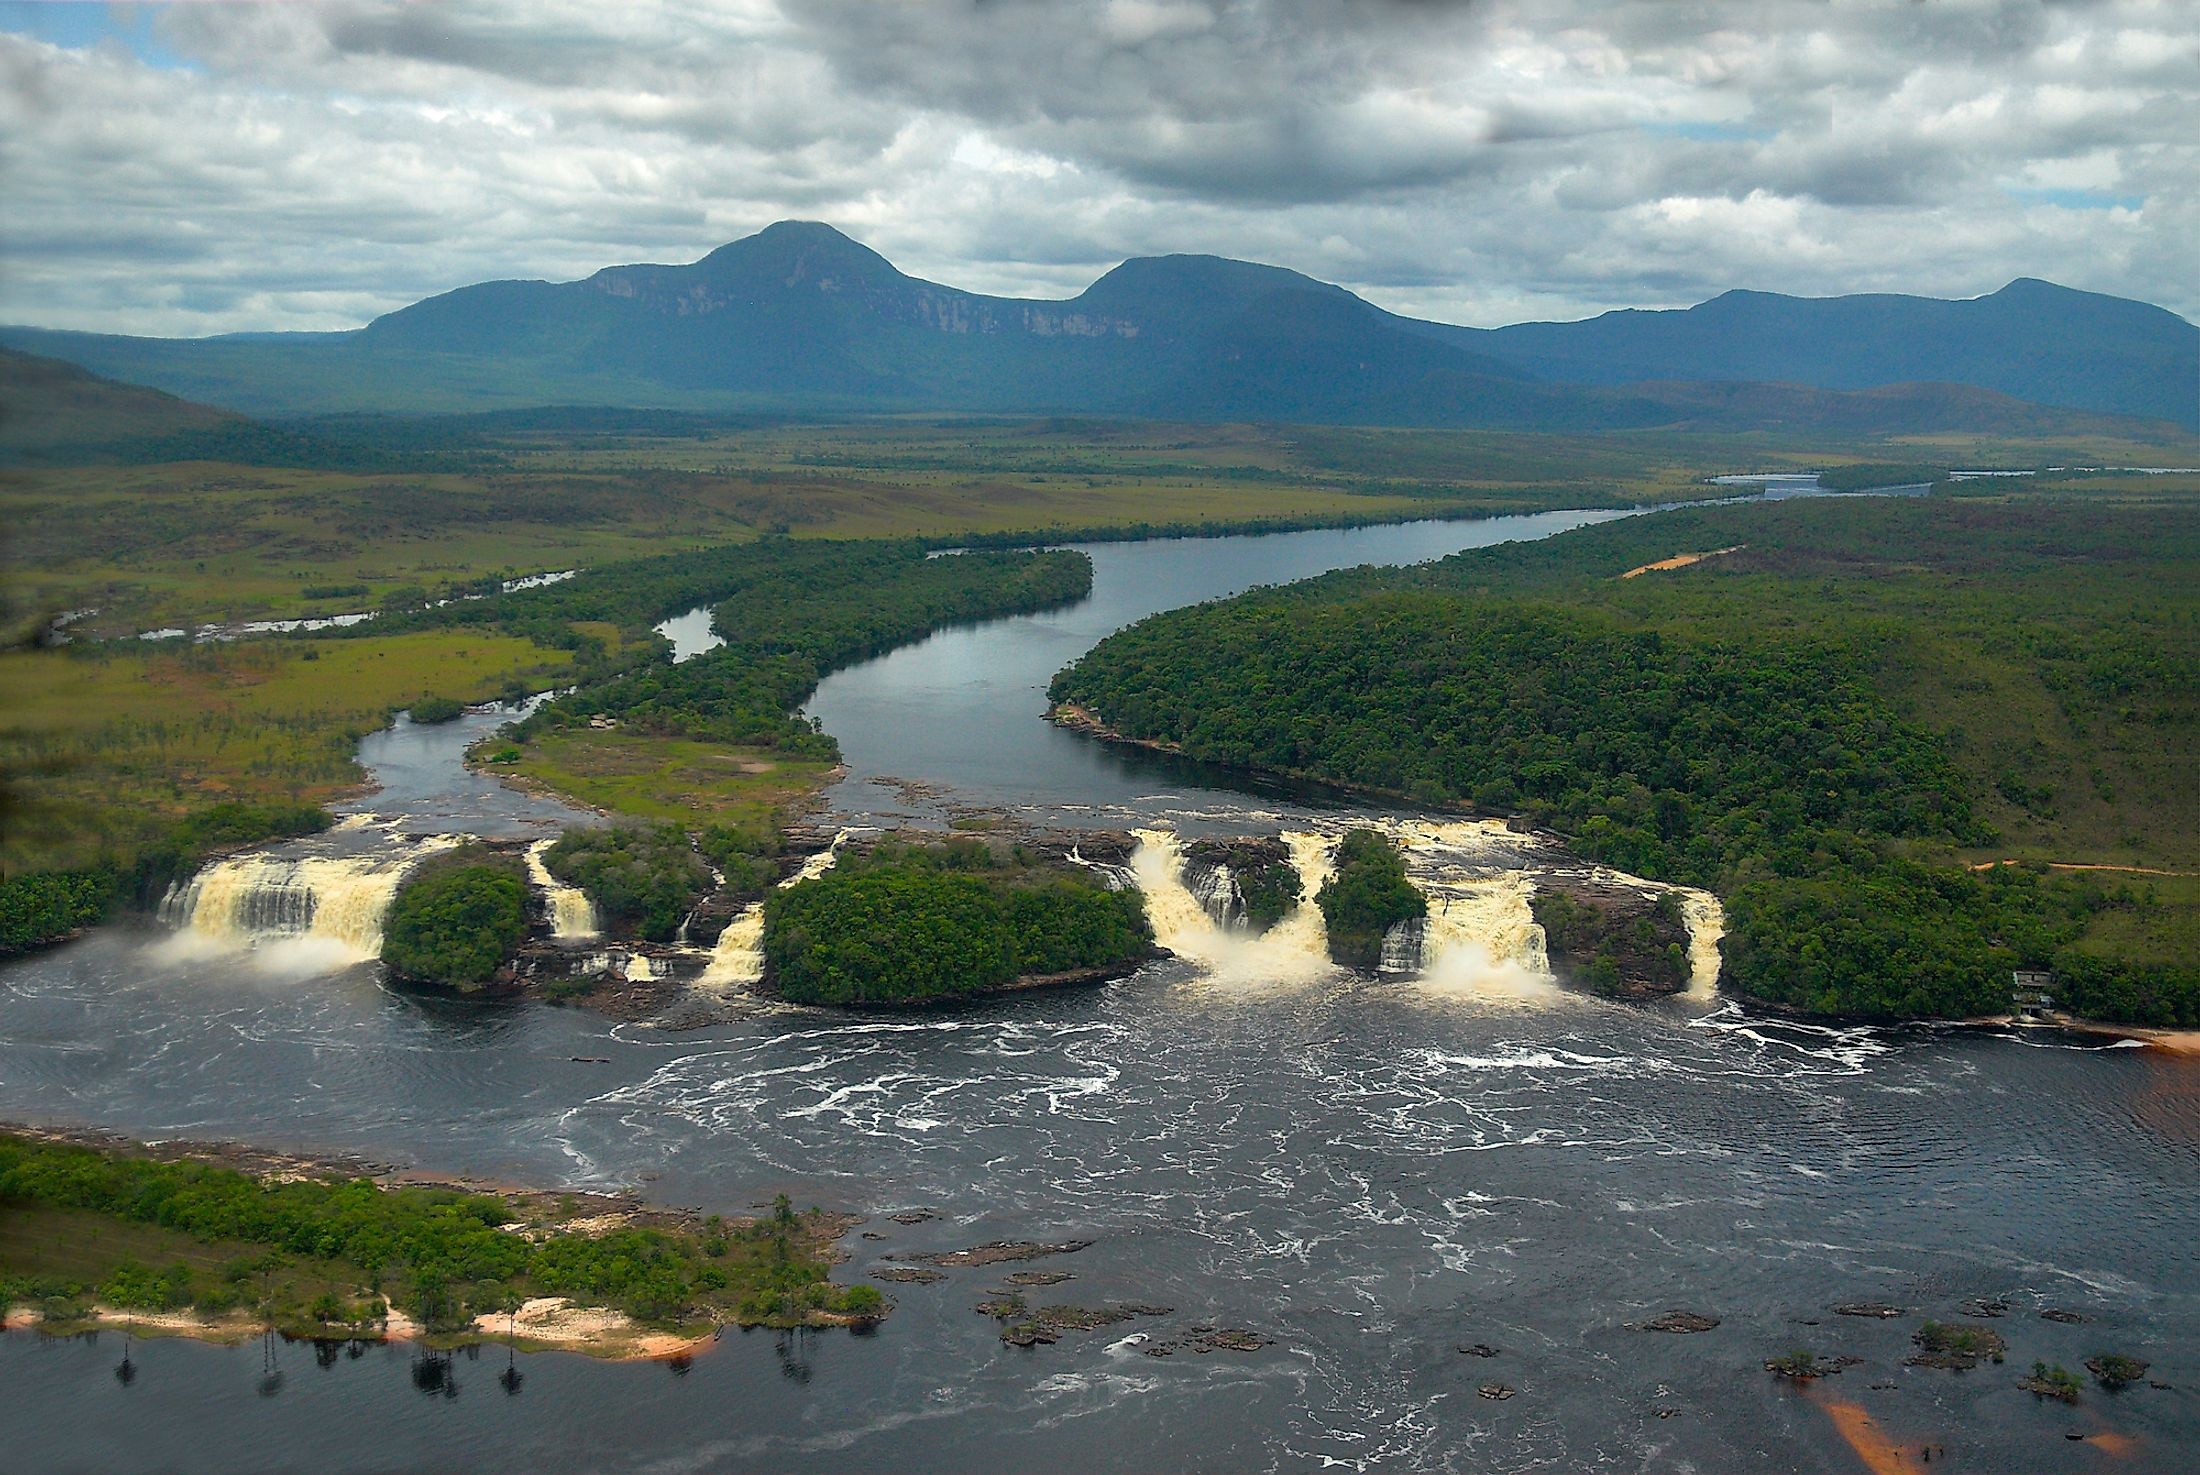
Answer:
top-left (3, 496), bottom-right (2194, 1473)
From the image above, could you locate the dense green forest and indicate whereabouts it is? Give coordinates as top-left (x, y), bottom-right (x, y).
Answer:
top-left (380, 852), bottom-right (529, 991)
top-left (1314, 830), bottom-right (1426, 969)
top-left (1053, 491), bottom-right (2199, 1021)
top-left (0, 1134), bottom-right (878, 1334)
top-left (539, 822), bottom-right (781, 942)
top-left (763, 839), bottom-right (1153, 1006)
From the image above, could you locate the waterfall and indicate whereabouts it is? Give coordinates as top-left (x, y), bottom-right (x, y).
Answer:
top-left (1065, 848), bottom-right (1136, 892)
top-left (525, 840), bottom-right (598, 942)
top-left (1676, 888), bottom-right (1725, 1000)
top-left (1187, 862), bottom-right (1242, 927)
top-left (1267, 831), bottom-right (1335, 961)
top-left (1129, 828), bottom-right (1333, 982)
top-left (1415, 873), bottom-right (1552, 991)
top-left (158, 837), bottom-right (458, 970)
top-left (698, 830), bottom-right (850, 990)
top-left (1379, 918), bottom-right (1426, 975)
top-left (1384, 821), bottom-right (1553, 994)
top-left (699, 904), bottom-right (765, 988)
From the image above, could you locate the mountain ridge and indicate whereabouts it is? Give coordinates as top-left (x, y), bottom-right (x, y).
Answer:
top-left (4, 221), bottom-right (2193, 432)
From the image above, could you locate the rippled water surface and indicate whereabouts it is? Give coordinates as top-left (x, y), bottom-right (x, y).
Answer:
top-left (6, 507), bottom-right (2198, 1471)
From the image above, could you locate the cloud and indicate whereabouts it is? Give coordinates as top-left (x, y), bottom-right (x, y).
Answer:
top-left (0, 0), bottom-right (2192, 338)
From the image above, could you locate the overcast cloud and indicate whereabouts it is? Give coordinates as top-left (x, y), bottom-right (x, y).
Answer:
top-left (2, 0), bottom-right (2194, 336)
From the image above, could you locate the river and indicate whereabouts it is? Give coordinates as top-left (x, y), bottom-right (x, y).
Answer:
top-left (3, 497), bottom-right (2195, 1473)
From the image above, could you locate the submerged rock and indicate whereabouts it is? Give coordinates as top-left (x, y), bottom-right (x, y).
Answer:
top-left (905, 1239), bottom-right (1094, 1267)
top-left (1141, 1325), bottom-right (1270, 1357)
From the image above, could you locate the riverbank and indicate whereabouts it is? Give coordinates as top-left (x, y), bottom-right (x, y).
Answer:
top-left (0, 1127), bottom-right (879, 1361)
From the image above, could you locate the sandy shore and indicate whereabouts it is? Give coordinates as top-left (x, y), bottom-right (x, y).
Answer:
top-left (1619, 545), bottom-right (1745, 579)
top-left (2049, 1017), bottom-right (2200, 1057)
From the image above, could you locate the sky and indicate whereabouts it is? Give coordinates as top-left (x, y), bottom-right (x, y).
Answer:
top-left (2, 0), bottom-right (2194, 337)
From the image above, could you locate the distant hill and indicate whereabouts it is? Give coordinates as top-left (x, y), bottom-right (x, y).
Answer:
top-left (0, 345), bottom-right (240, 454)
top-left (0, 345), bottom-right (486, 470)
top-left (3, 222), bottom-right (2193, 434)
top-left (1450, 279), bottom-right (2200, 430)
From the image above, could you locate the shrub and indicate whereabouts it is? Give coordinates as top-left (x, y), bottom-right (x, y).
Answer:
top-left (408, 695), bottom-right (466, 724)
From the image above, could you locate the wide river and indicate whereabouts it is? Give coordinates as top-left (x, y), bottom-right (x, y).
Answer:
top-left (4, 498), bottom-right (2196, 1473)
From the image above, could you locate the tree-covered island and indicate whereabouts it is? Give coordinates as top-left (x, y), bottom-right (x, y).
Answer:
top-left (762, 837), bottom-right (1156, 1007)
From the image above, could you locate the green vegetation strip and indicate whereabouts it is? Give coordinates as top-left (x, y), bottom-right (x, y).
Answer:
top-left (0, 1134), bottom-right (879, 1337)
top-left (1052, 492), bottom-right (2199, 1021)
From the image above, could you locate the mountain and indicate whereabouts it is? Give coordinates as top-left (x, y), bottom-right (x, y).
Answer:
top-left (3, 222), bottom-right (2193, 434)
top-left (1447, 278), bottom-right (2199, 429)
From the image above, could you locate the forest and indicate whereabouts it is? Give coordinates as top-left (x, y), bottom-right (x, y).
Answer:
top-left (450, 538), bottom-right (1095, 759)
top-left (1053, 490), bottom-right (2199, 1021)
top-left (1314, 830), bottom-right (1426, 969)
top-left (763, 839), bottom-right (1154, 1006)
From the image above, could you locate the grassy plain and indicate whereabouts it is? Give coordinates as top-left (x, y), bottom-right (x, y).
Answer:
top-left (501, 729), bottom-right (835, 828)
top-left (2, 631), bottom-right (571, 872)
top-left (0, 1204), bottom-right (378, 1339)
top-left (19, 419), bottom-right (2189, 640)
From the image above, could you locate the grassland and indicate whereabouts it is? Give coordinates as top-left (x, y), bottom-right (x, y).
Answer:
top-left (20, 418), bottom-right (2188, 641)
top-left (499, 729), bottom-right (835, 828)
top-left (2, 630), bottom-right (572, 873)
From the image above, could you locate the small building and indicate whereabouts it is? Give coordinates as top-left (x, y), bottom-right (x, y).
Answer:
top-left (2011, 970), bottom-right (2055, 1019)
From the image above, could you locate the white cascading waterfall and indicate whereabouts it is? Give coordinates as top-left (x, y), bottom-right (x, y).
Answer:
top-left (1415, 873), bottom-right (1552, 992)
top-left (1676, 888), bottom-right (1726, 1000)
top-left (525, 839), bottom-right (599, 942)
top-left (698, 905), bottom-right (765, 988)
top-left (1128, 827), bottom-right (1334, 982)
top-left (697, 829), bottom-right (851, 989)
top-left (157, 836), bottom-right (459, 970)
top-left (1187, 861), bottom-right (1241, 927)
top-left (1065, 847), bottom-right (1136, 892)
top-left (1384, 820), bottom-right (1554, 993)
